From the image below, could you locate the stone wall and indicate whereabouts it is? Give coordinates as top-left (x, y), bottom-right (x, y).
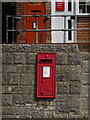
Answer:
top-left (2, 44), bottom-right (89, 119)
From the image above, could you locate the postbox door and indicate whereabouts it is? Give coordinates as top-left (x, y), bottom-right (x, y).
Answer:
top-left (25, 2), bottom-right (46, 43)
top-left (39, 66), bottom-right (54, 96)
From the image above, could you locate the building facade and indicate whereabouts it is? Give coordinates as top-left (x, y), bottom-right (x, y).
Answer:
top-left (16, 1), bottom-right (90, 43)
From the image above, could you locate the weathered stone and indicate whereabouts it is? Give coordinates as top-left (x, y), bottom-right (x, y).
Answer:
top-left (82, 61), bottom-right (90, 73)
top-left (31, 109), bottom-right (44, 118)
top-left (2, 107), bottom-right (18, 115)
top-left (12, 94), bottom-right (34, 105)
top-left (2, 74), bottom-right (10, 85)
top-left (20, 74), bottom-right (35, 85)
top-left (2, 95), bottom-right (12, 106)
top-left (69, 81), bottom-right (80, 94)
top-left (2, 45), bottom-right (13, 52)
top-left (56, 73), bottom-right (66, 81)
top-left (68, 44), bottom-right (79, 53)
top-left (56, 72), bottom-right (80, 81)
top-left (81, 52), bottom-right (90, 61)
top-left (26, 53), bottom-right (37, 64)
top-left (14, 53), bottom-right (26, 64)
top-left (55, 113), bottom-right (68, 118)
top-left (69, 101), bottom-right (80, 112)
top-left (12, 86), bottom-right (34, 94)
top-left (17, 107), bottom-right (31, 116)
top-left (56, 101), bottom-right (80, 113)
top-left (81, 98), bottom-right (88, 110)
top-left (67, 53), bottom-right (81, 65)
top-left (31, 44), bottom-right (56, 53)
top-left (8, 74), bottom-right (20, 85)
top-left (17, 65), bottom-right (35, 74)
top-left (2, 86), bottom-right (12, 93)
top-left (2, 65), bottom-right (17, 73)
top-left (57, 82), bottom-right (69, 94)
top-left (55, 95), bottom-right (71, 102)
top-left (2, 53), bottom-right (13, 64)
top-left (44, 111), bottom-right (55, 118)
top-left (81, 73), bottom-right (90, 84)
top-left (81, 85), bottom-right (88, 98)
top-left (56, 53), bottom-right (67, 65)
top-left (2, 44), bottom-right (31, 52)
top-left (55, 102), bottom-right (70, 113)
top-left (57, 65), bottom-right (81, 75)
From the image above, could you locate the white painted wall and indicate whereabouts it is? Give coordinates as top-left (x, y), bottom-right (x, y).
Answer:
top-left (51, 0), bottom-right (77, 43)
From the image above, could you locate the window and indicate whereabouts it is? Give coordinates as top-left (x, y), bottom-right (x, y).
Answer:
top-left (79, 0), bottom-right (90, 13)
top-left (68, 20), bottom-right (72, 40)
top-left (68, 0), bottom-right (72, 11)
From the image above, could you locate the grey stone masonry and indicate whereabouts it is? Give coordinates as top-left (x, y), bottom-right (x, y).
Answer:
top-left (2, 44), bottom-right (89, 119)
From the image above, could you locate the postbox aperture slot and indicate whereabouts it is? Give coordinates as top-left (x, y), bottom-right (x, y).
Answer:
top-left (40, 59), bottom-right (52, 64)
top-left (31, 10), bottom-right (41, 13)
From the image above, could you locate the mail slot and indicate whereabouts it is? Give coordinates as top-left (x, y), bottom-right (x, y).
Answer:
top-left (37, 53), bottom-right (56, 98)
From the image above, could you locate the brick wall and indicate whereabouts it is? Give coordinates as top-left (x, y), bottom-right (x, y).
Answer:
top-left (45, 2), bottom-right (51, 43)
top-left (77, 17), bottom-right (90, 43)
top-left (2, 44), bottom-right (89, 119)
top-left (16, 2), bottom-right (26, 43)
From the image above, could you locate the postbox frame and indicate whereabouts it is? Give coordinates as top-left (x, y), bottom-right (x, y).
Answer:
top-left (37, 52), bottom-right (56, 98)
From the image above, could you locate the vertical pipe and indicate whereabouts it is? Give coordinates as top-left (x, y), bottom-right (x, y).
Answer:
top-left (64, 16), bottom-right (66, 43)
top-left (6, 16), bottom-right (8, 43)
top-left (36, 16), bottom-right (38, 43)
top-left (12, 17), bottom-right (14, 43)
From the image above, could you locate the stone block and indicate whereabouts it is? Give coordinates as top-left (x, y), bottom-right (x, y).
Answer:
top-left (55, 102), bottom-right (70, 113)
top-left (17, 107), bottom-right (31, 116)
top-left (69, 101), bottom-right (80, 112)
top-left (26, 53), bottom-right (37, 64)
top-left (31, 109), bottom-right (44, 118)
top-left (14, 53), bottom-right (26, 64)
top-left (81, 73), bottom-right (90, 84)
top-left (56, 72), bottom-right (81, 81)
top-left (20, 74), bottom-right (35, 85)
top-left (2, 45), bottom-right (13, 52)
top-left (57, 65), bottom-right (81, 75)
top-left (2, 94), bottom-right (12, 106)
top-left (55, 95), bottom-right (71, 102)
top-left (55, 113), bottom-right (68, 118)
top-left (31, 44), bottom-right (57, 53)
top-left (17, 65), bottom-right (36, 74)
top-left (2, 53), bottom-right (13, 64)
top-left (2, 65), bottom-right (17, 73)
top-left (82, 61), bottom-right (90, 73)
top-left (81, 52), bottom-right (90, 61)
top-left (69, 81), bottom-right (80, 94)
top-left (67, 53), bottom-right (81, 65)
top-left (81, 98), bottom-right (88, 110)
top-left (12, 86), bottom-right (34, 94)
top-left (44, 111), bottom-right (55, 118)
top-left (2, 86), bottom-right (12, 93)
top-left (68, 44), bottom-right (79, 53)
top-left (2, 74), bottom-right (10, 85)
top-left (56, 53), bottom-right (67, 65)
top-left (2, 107), bottom-right (22, 115)
top-left (57, 82), bottom-right (69, 94)
top-left (8, 74), bottom-right (20, 85)
top-left (12, 94), bottom-right (34, 105)
top-left (81, 85), bottom-right (88, 98)
top-left (2, 44), bottom-right (31, 53)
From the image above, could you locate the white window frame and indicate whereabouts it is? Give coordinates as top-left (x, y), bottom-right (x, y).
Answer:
top-left (79, 0), bottom-right (90, 14)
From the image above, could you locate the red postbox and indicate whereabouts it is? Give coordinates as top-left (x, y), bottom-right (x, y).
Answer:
top-left (37, 53), bottom-right (56, 98)
top-left (25, 2), bottom-right (46, 43)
